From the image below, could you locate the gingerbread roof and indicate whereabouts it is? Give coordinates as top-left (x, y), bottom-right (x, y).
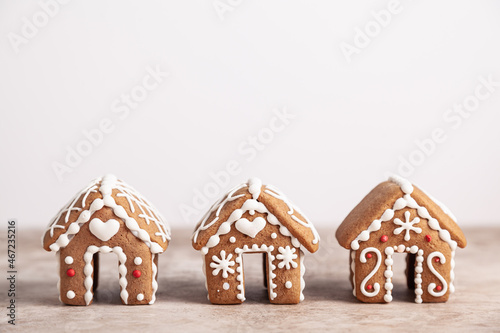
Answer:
top-left (43, 174), bottom-right (171, 253)
top-left (192, 178), bottom-right (320, 253)
top-left (336, 175), bottom-right (466, 250)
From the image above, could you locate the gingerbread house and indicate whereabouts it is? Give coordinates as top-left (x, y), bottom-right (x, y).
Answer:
top-left (336, 175), bottom-right (466, 303)
top-left (192, 178), bottom-right (320, 304)
top-left (42, 174), bottom-right (171, 306)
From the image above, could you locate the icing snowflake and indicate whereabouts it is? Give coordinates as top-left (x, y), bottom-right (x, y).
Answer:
top-left (276, 246), bottom-right (298, 270)
top-left (393, 211), bottom-right (421, 241)
top-left (210, 250), bottom-right (235, 278)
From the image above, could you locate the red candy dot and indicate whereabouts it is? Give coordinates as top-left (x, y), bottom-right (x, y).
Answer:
top-left (425, 235), bottom-right (432, 242)
top-left (436, 286), bottom-right (442, 291)
top-left (133, 270), bottom-right (141, 278)
top-left (434, 257), bottom-right (440, 263)
top-left (367, 284), bottom-right (373, 290)
top-left (66, 268), bottom-right (75, 277)
top-left (366, 253), bottom-right (372, 259)
top-left (380, 235), bottom-right (389, 243)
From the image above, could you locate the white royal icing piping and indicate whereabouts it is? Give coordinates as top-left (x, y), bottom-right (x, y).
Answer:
top-left (82, 245), bottom-right (128, 305)
top-left (393, 211), bottom-right (421, 241)
top-left (210, 250), bottom-right (235, 279)
top-left (264, 184), bottom-right (320, 245)
top-left (350, 175), bottom-right (458, 252)
top-left (350, 250), bottom-right (356, 297)
top-left (45, 174), bottom-right (170, 254)
top-left (150, 253), bottom-right (158, 304)
top-left (427, 251), bottom-right (448, 297)
top-left (415, 249), bottom-right (424, 303)
top-left (88, 218), bottom-right (120, 241)
top-left (276, 246), bottom-right (298, 270)
top-left (234, 217), bottom-right (266, 238)
top-left (199, 198), bottom-right (301, 255)
top-left (359, 247), bottom-right (381, 297)
top-left (299, 249), bottom-right (305, 302)
top-left (383, 247), bottom-right (394, 302)
top-left (193, 178), bottom-right (319, 250)
top-left (234, 245), bottom-right (277, 301)
top-left (450, 250), bottom-right (456, 293)
top-left (193, 183), bottom-right (247, 243)
top-left (383, 245), bottom-right (422, 303)
top-left (248, 177), bottom-right (262, 200)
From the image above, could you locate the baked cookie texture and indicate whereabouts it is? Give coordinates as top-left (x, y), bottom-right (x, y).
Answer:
top-left (192, 178), bottom-right (320, 304)
top-left (336, 175), bottom-right (466, 303)
top-left (42, 174), bottom-right (171, 306)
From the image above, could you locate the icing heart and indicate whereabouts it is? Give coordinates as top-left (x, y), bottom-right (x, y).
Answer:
top-left (235, 217), bottom-right (266, 238)
top-left (89, 218), bottom-right (120, 241)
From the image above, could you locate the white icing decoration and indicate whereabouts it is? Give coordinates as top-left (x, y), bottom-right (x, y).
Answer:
top-left (193, 178), bottom-right (319, 251)
top-left (223, 282), bottom-right (230, 290)
top-left (351, 250), bottom-right (356, 297)
top-left (418, 186), bottom-right (458, 222)
top-left (210, 250), bottom-right (235, 278)
top-left (271, 233), bottom-right (277, 239)
top-left (45, 174), bottom-right (170, 253)
top-left (415, 249), bottom-right (424, 303)
top-left (234, 244), bottom-right (277, 301)
top-left (66, 290), bottom-right (75, 299)
top-left (299, 250), bottom-right (305, 301)
top-left (229, 236), bottom-right (236, 243)
top-left (383, 247), bottom-right (394, 302)
top-left (264, 184), bottom-right (320, 245)
top-left (350, 175), bottom-right (458, 253)
top-left (450, 250), bottom-right (456, 293)
top-left (134, 257), bottom-right (142, 265)
top-left (359, 247), bottom-right (381, 297)
top-left (200, 198), bottom-right (301, 254)
top-left (89, 218), bottom-right (120, 241)
top-left (193, 183), bottom-right (247, 243)
top-left (388, 174), bottom-right (414, 194)
top-left (235, 217), bottom-right (266, 238)
top-left (285, 281), bottom-right (292, 289)
top-left (393, 211), bottom-right (421, 241)
top-left (83, 245), bottom-right (128, 305)
top-left (64, 256), bottom-right (73, 264)
top-left (248, 177), bottom-right (262, 200)
top-left (137, 293), bottom-right (144, 301)
top-left (384, 246), bottom-right (425, 303)
top-left (150, 253), bottom-right (158, 305)
top-left (276, 246), bottom-right (298, 270)
top-left (427, 251), bottom-right (448, 297)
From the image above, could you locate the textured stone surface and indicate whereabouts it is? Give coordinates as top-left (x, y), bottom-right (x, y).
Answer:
top-left (4, 227), bottom-right (499, 332)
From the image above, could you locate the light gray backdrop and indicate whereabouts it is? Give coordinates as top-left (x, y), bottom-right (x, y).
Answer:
top-left (1, 1), bottom-right (499, 230)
